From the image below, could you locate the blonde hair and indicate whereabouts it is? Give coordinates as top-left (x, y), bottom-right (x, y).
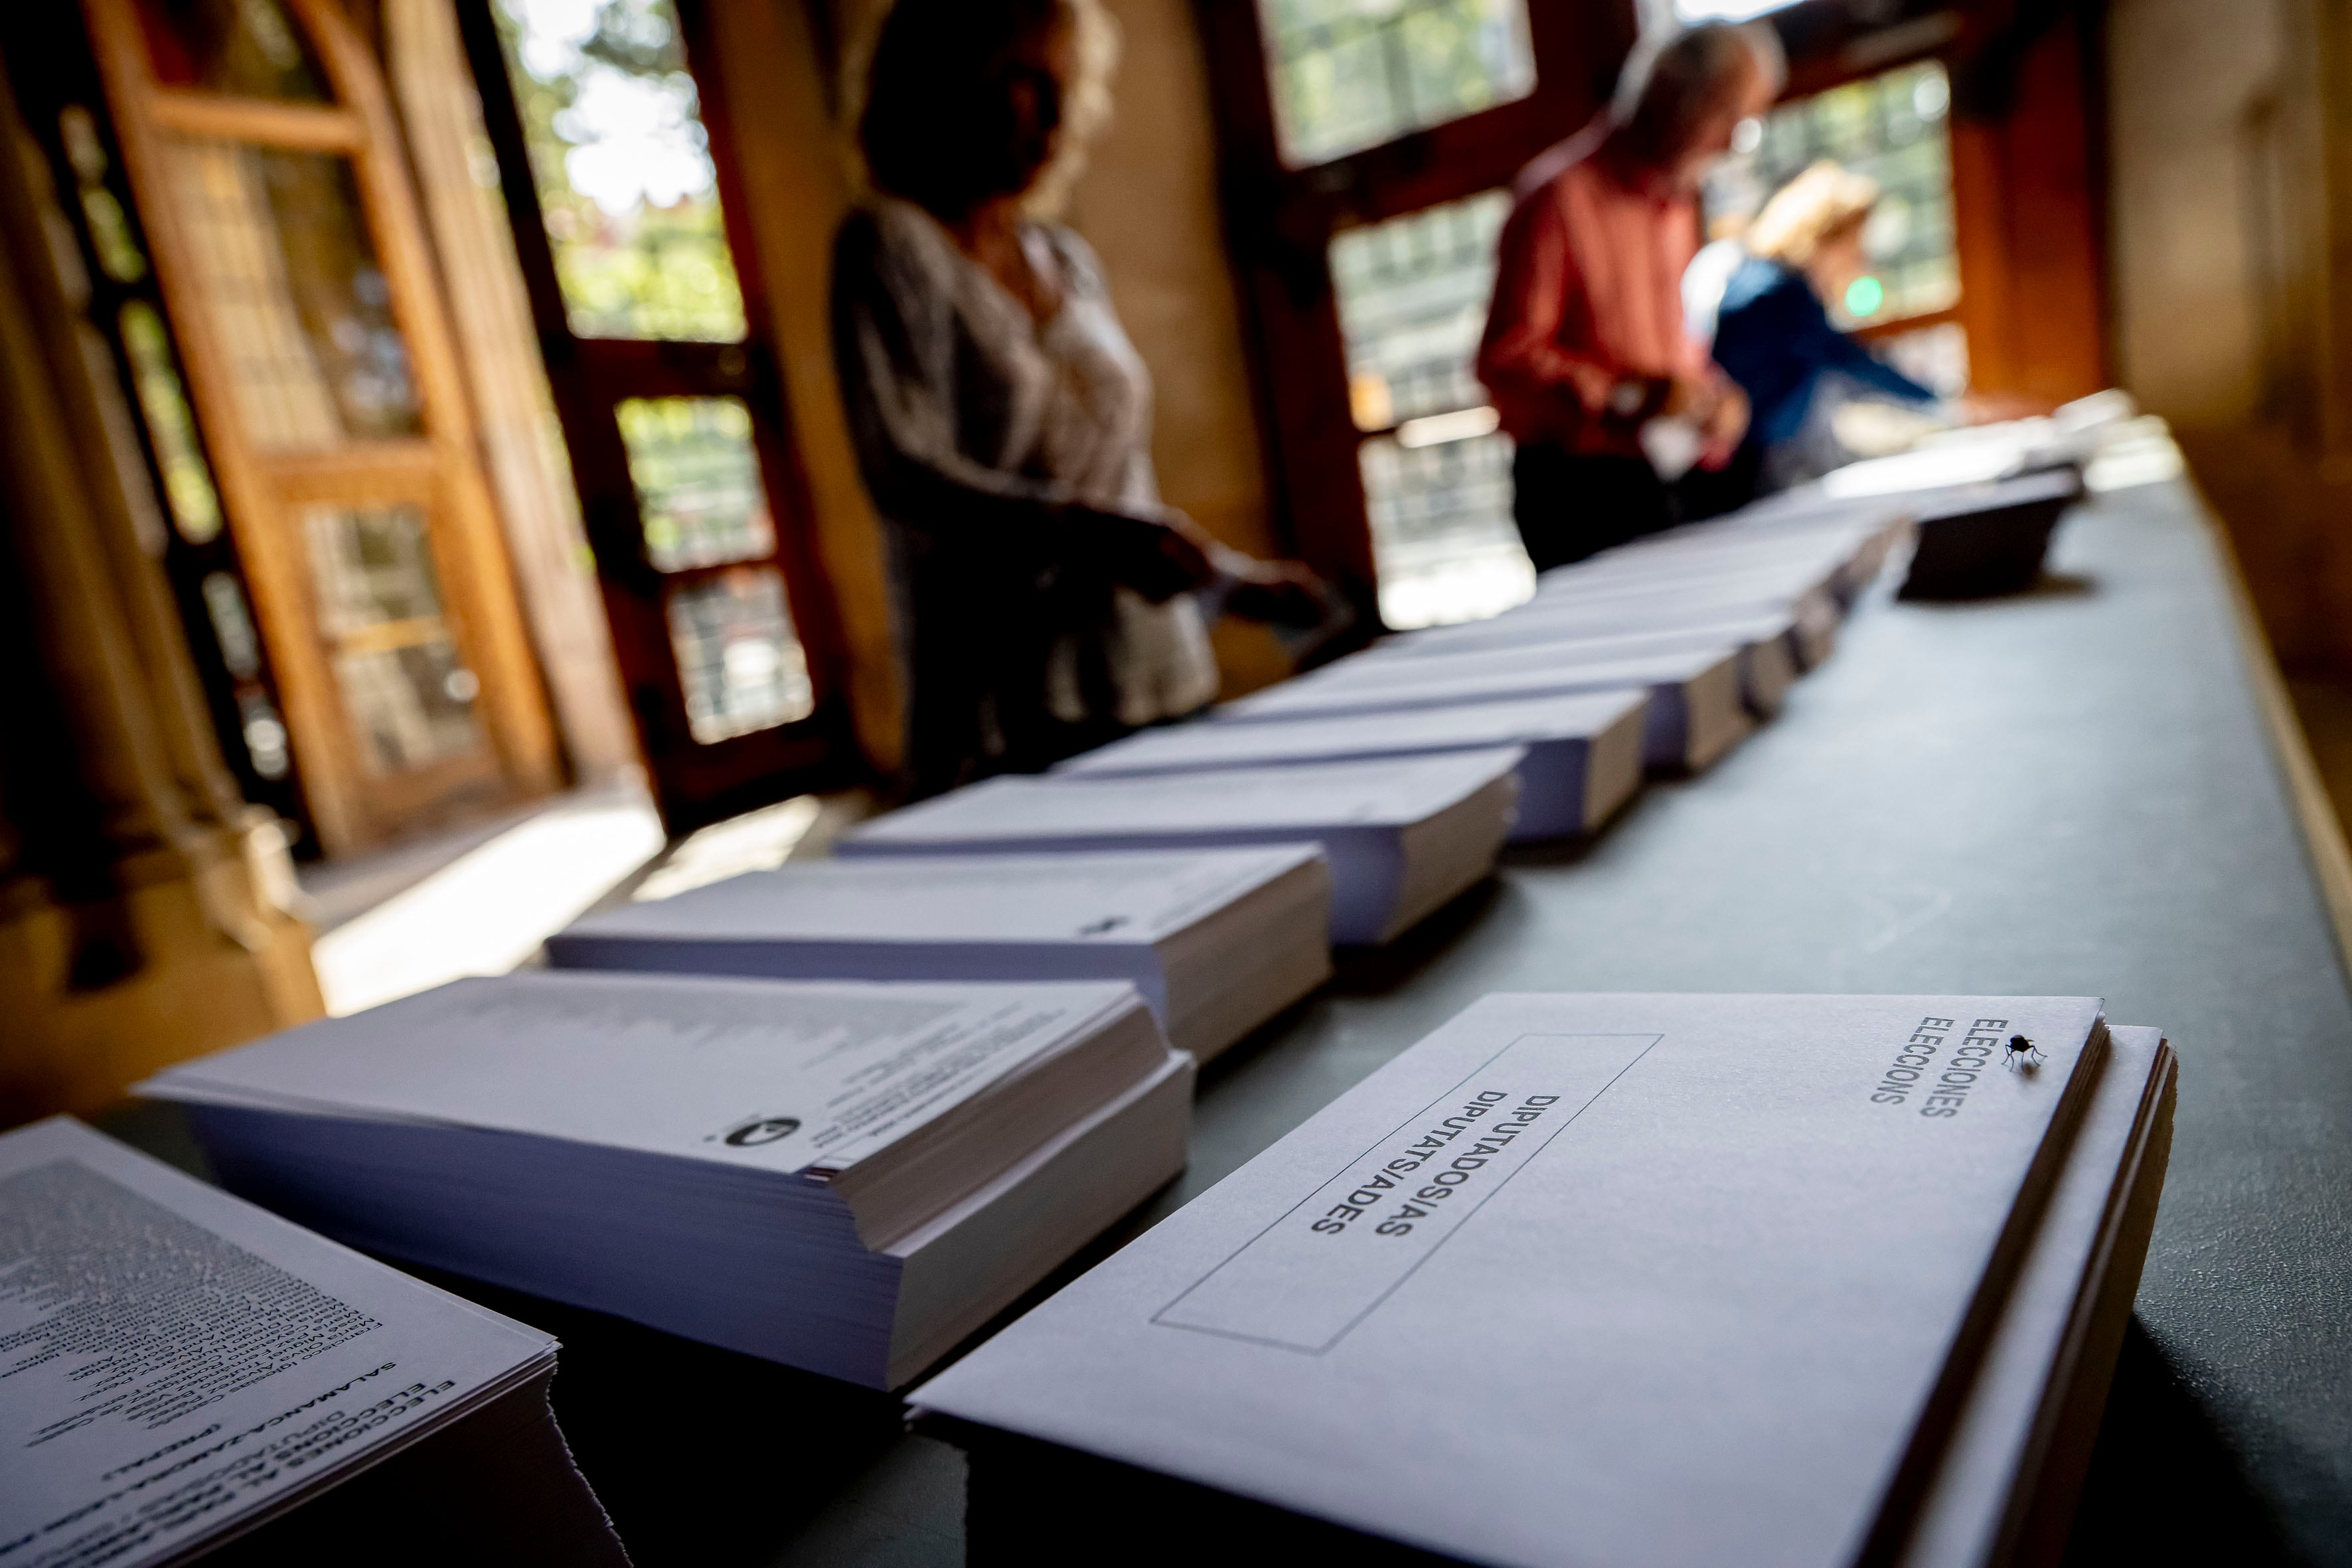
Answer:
top-left (1745, 160), bottom-right (1880, 267)
top-left (838, 0), bottom-right (1120, 220)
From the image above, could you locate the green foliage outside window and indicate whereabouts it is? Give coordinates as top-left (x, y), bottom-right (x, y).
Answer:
top-left (494, 0), bottom-right (746, 343)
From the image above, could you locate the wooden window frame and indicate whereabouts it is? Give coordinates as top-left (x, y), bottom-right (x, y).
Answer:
top-left (1192, 0), bottom-right (1638, 619)
top-left (454, 0), bottom-right (864, 836)
top-left (1195, 0), bottom-right (2107, 625)
top-left (82, 0), bottom-right (565, 855)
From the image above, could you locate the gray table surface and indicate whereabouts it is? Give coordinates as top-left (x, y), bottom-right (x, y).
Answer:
top-left (107, 477), bottom-right (2352, 1566)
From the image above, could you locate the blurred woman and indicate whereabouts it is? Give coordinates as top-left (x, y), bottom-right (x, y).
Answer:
top-left (832, 0), bottom-right (1323, 797)
top-left (1709, 161), bottom-right (1946, 490)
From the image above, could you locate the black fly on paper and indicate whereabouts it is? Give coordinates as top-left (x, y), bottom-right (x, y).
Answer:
top-left (2003, 1034), bottom-right (2044, 1071)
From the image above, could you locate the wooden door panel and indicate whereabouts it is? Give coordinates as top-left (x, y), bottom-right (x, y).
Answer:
top-left (455, 0), bottom-right (856, 834)
top-left (84, 0), bottom-right (561, 854)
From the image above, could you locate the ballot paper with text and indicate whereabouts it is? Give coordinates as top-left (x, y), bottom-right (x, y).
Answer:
top-left (140, 973), bottom-right (1191, 1388)
top-left (1899, 1025), bottom-right (2175, 1568)
top-left (1212, 645), bottom-right (1749, 773)
top-left (547, 848), bottom-right (1331, 1062)
top-left (1053, 690), bottom-right (1646, 841)
top-left (0, 1119), bottom-right (625, 1568)
top-left (838, 751), bottom-right (1522, 946)
top-left (917, 993), bottom-right (2110, 1568)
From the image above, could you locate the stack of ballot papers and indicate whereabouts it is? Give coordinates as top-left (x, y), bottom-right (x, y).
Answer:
top-left (0, 1119), bottom-right (627, 1567)
top-left (836, 750), bottom-right (1521, 946)
top-left (1572, 507), bottom-right (1909, 600)
top-left (1395, 582), bottom-right (1840, 668)
top-left (1214, 643), bottom-right (1749, 774)
top-left (1895, 469), bottom-right (2086, 601)
top-left (1053, 690), bottom-right (1646, 842)
top-left (1360, 613), bottom-right (1806, 715)
top-left (914, 993), bottom-right (2175, 1568)
top-left (138, 972), bottom-right (1194, 1390)
top-left (1820, 406), bottom-right (2106, 501)
top-left (545, 848), bottom-right (1332, 1063)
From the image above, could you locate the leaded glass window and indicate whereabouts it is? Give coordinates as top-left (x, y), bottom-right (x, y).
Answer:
top-left (1258, 0), bottom-right (1535, 167)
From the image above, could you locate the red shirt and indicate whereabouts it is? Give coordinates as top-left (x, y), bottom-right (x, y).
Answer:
top-left (1477, 131), bottom-right (1710, 456)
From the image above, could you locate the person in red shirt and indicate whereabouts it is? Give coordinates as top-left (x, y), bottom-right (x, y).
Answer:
top-left (1478, 22), bottom-right (1784, 572)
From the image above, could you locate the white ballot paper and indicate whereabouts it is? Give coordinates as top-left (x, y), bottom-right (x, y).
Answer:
top-left (1395, 589), bottom-right (1836, 669)
top-left (1531, 556), bottom-right (1843, 615)
top-left (1054, 690), bottom-right (1646, 841)
top-left (1366, 613), bottom-right (1807, 713)
top-left (1574, 513), bottom-right (1903, 595)
top-left (546, 848), bottom-right (1332, 1062)
top-left (141, 973), bottom-right (1192, 1388)
top-left (915, 993), bottom-right (2110, 1568)
top-left (1899, 1025), bottom-right (2175, 1568)
top-left (838, 751), bottom-right (1522, 946)
top-left (1214, 645), bottom-right (1749, 773)
top-left (0, 1119), bottom-right (585, 1568)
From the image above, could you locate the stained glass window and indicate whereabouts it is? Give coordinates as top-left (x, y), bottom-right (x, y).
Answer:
top-left (159, 141), bottom-right (423, 451)
top-left (59, 106), bottom-right (149, 286)
top-left (1258, 0), bottom-right (1535, 167)
top-left (667, 566), bottom-right (813, 743)
top-left (119, 300), bottom-right (224, 542)
top-left (492, 0), bottom-right (746, 342)
top-left (302, 504), bottom-right (487, 774)
top-left (1330, 191), bottom-right (1530, 629)
top-left (616, 396), bottom-right (777, 570)
top-left (133, 0), bottom-right (330, 102)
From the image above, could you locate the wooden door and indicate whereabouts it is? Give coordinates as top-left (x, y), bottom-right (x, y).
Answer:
top-left (455, 0), bottom-right (858, 836)
top-left (84, 0), bottom-right (562, 855)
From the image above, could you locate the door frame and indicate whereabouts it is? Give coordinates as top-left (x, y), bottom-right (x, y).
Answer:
top-left (82, 0), bottom-right (563, 854)
top-left (454, 0), bottom-right (863, 836)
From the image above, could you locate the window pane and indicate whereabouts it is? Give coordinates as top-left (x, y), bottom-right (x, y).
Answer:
top-left (201, 572), bottom-right (293, 780)
top-left (1331, 189), bottom-right (1510, 429)
top-left (160, 141), bottom-right (423, 451)
top-left (1360, 431), bottom-right (1529, 631)
top-left (1330, 191), bottom-right (1531, 629)
top-left (1260, 0), bottom-right (1534, 167)
top-left (1703, 60), bottom-right (1959, 327)
top-left (119, 300), bottom-right (224, 543)
top-left (133, 0), bottom-right (330, 102)
top-left (616, 396), bottom-right (776, 570)
top-left (492, 0), bottom-right (747, 343)
top-left (667, 566), bottom-right (813, 743)
top-left (301, 504), bottom-right (487, 775)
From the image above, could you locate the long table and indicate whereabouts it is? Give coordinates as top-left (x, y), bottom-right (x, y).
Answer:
top-left (109, 477), bottom-right (2352, 1565)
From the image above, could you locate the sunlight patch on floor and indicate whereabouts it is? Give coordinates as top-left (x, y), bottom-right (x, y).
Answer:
top-left (311, 791), bottom-right (666, 1016)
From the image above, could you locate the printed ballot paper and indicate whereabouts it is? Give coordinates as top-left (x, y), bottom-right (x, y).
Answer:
top-left (917, 994), bottom-right (2172, 1568)
top-left (837, 751), bottom-right (1521, 946)
top-left (0, 1119), bottom-right (625, 1568)
top-left (1395, 591), bottom-right (1838, 672)
top-left (1214, 644), bottom-right (1750, 774)
top-left (138, 973), bottom-right (1192, 1390)
top-left (1899, 1024), bottom-right (2174, 1568)
top-left (1362, 615), bottom-right (1804, 718)
top-left (1052, 690), bottom-right (1646, 841)
top-left (547, 848), bottom-right (1331, 1062)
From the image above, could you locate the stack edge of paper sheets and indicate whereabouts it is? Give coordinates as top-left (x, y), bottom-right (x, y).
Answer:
top-left (0, 1119), bottom-right (629, 1568)
top-left (915, 994), bottom-right (2175, 1568)
top-left (141, 972), bottom-right (1195, 1389)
